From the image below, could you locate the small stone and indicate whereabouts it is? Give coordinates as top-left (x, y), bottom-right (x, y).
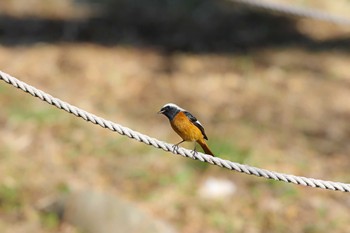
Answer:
top-left (198, 177), bottom-right (236, 199)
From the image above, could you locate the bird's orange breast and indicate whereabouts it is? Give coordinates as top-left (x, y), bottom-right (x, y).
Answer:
top-left (170, 112), bottom-right (203, 142)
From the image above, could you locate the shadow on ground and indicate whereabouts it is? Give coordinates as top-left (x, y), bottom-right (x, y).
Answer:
top-left (0, 0), bottom-right (349, 53)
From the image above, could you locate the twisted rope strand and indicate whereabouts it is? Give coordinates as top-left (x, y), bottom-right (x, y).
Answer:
top-left (231, 0), bottom-right (350, 26)
top-left (0, 70), bottom-right (349, 192)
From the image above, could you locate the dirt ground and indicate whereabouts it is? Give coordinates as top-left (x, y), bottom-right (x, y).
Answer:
top-left (0, 0), bottom-right (350, 232)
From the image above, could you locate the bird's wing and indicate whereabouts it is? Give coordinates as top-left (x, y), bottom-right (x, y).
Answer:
top-left (184, 111), bottom-right (208, 140)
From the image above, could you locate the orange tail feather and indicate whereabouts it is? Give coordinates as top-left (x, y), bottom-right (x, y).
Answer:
top-left (197, 139), bottom-right (215, 156)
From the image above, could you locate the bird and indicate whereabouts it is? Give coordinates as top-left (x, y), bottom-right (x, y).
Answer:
top-left (158, 103), bottom-right (214, 156)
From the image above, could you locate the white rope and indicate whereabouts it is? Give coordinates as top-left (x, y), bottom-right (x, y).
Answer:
top-left (230, 0), bottom-right (350, 26)
top-left (0, 70), bottom-right (349, 192)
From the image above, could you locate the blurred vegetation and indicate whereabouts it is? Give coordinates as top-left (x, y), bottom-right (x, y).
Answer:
top-left (0, 185), bottom-right (22, 212)
top-left (1, 0), bottom-right (350, 233)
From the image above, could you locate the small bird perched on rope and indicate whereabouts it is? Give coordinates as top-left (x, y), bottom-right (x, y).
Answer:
top-left (158, 103), bottom-right (215, 156)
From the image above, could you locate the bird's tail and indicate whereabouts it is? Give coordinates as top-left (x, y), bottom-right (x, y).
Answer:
top-left (197, 139), bottom-right (215, 156)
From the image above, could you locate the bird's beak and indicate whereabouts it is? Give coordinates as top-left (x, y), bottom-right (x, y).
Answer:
top-left (157, 110), bottom-right (164, 114)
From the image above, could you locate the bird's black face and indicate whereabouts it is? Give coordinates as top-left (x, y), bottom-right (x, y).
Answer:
top-left (158, 104), bottom-right (180, 121)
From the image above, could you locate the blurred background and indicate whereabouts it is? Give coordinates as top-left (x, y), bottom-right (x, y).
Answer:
top-left (0, 0), bottom-right (350, 232)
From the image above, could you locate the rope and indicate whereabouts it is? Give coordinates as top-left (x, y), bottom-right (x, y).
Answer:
top-left (230, 0), bottom-right (350, 26)
top-left (0, 70), bottom-right (349, 193)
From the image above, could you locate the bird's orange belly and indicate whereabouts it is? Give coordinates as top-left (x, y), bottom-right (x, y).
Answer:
top-left (171, 113), bottom-right (203, 142)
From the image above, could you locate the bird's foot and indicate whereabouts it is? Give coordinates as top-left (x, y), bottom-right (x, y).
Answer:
top-left (191, 149), bottom-right (198, 156)
top-left (172, 140), bottom-right (185, 153)
top-left (172, 144), bottom-right (179, 153)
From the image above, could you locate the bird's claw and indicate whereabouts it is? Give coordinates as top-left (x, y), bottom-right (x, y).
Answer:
top-left (172, 140), bottom-right (185, 153)
top-left (172, 144), bottom-right (179, 153)
top-left (191, 149), bottom-right (198, 156)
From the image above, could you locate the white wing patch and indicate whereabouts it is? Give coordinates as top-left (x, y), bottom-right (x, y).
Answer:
top-left (195, 120), bottom-right (203, 128)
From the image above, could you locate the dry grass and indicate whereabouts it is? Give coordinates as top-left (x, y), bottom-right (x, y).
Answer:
top-left (1, 1), bottom-right (350, 233)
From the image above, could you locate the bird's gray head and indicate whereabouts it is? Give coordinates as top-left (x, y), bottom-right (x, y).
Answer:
top-left (158, 103), bottom-right (185, 121)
